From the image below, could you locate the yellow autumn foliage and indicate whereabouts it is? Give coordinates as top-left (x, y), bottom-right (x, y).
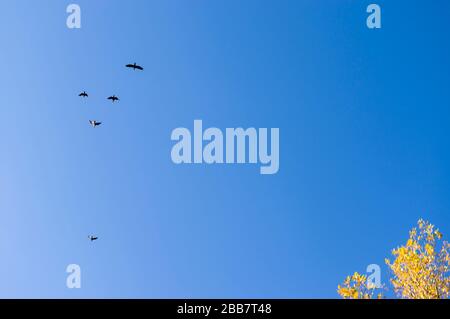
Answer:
top-left (386, 219), bottom-right (450, 299)
top-left (338, 219), bottom-right (450, 299)
top-left (337, 272), bottom-right (383, 299)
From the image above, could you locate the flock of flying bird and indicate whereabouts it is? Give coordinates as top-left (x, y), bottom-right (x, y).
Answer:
top-left (79, 62), bottom-right (144, 242)
top-left (79, 62), bottom-right (144, 128)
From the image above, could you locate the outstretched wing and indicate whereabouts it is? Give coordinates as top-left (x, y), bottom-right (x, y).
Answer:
top-left (135, 65), bottom-right (144, 70)
top-left (125, 64), bottom-right (134, 68)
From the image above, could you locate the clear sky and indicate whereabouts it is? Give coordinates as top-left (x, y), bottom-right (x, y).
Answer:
top-left (0, 0), bottom-right (449, 298)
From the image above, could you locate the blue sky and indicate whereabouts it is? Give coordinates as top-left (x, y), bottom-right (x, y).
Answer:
top-left (0, 0), bottom-right (449, 298)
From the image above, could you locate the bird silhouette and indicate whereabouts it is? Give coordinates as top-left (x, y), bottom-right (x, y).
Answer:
top-left (79, 91), bottom-right (88, 97)
top-left (107, 95), bottom-right (119, 103)
top-left (88, 235), bottom-right (98, 241)
top-left (126, 62), bottom-right (144, 71)
top-left (89, 120), bottom-right (102, 127)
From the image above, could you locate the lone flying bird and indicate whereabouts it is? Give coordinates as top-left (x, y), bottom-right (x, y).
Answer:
top-left (107, 95), bottom-right (119, 103)
top-left (79, 91), bottom-right (88, 97)
top-left (126, 62), bottom-right (144, 71)
top-left (89, 120), bottom-right (102, 127)
top-left (88, 235), bottom-right (98, 241)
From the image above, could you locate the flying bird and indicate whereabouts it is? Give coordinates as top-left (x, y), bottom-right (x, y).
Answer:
top-left (107, 95), bottom-right (119, 103)
top-left (126, 63), bottom-right (144, 71)
top-left (89, 120), bottom-right (102, 127)
top-left (88, 235), bottom-right (98, 241)
top-left (79, 91), bottom-right (88, 97)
